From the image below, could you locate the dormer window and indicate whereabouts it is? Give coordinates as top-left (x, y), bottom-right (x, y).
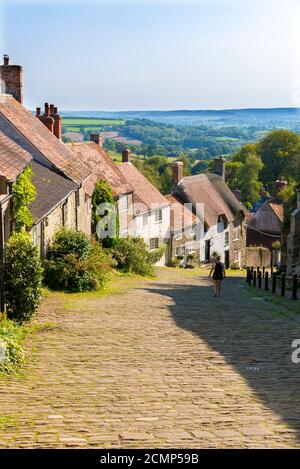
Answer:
top-left (217, 214), bottom-right (228, 230)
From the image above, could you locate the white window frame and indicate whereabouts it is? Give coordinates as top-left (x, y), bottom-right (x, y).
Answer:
top-left (233, 227), bottom-right (239, 241)
top-left (176, 245), bottom-right (185, 257)
top-left (143, 212), bottom-right (149, 226)
top-left (155, 209), bottom-right (163, 224)
top-left (150, 237), bottom-right (159, 251)
top-left (174, 228), bottom-right (182, 240)
top-left (119, 195), bottom-right (128, 213)
top-left (224, 231), bottom-right (229, 246)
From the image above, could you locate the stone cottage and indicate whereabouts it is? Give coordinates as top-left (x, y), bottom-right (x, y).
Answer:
top-left (171, 158), bottom-right (247, 268)
top-left (286, 183), bottom-right (300, 275)
top-left (0, 55), bottom-right (93, 256)
top-left (118, 151), bottom-right (170, 265)
top-left (66, 139), bottom-right (134, 238)
top-left (165, 194), bottom-right (201, 266)
top-left (247, 179), bottom-right (286, 266)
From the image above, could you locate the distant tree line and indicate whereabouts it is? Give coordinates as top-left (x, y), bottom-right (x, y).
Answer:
top-left (225, 129), bottom-right (300, 210)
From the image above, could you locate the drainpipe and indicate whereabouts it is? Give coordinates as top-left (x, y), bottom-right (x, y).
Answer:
top-left (0, 183), bottom-right (13, 313)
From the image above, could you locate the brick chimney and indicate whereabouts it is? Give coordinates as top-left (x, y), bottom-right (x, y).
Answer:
top-left (122, 149), bottom-right (131, 163)
top-left (275, 178), bottom-right (288, 195)
top-left (0, 54), bottom-right (23, 103)
top-left (214, 156), bottom-right (226, 180)
top-left (51, 105), bottom-right (62, 140)
top-left (90, 134), bottom-right (103, 146)
top-left (36, 102), bottom-right (54, 133)
top-left (171, 161), bottom-right (184, 184)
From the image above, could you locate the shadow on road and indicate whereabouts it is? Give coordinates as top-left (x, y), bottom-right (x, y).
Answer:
top-left (145, 276), bottom-right (300, 441)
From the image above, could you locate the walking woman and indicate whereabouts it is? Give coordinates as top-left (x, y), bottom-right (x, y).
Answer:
top-left (209, 255), bottom-right (226, 297)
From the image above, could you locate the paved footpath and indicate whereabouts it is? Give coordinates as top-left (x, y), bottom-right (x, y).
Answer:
top-left (1, 269), bottom-right (300, 448)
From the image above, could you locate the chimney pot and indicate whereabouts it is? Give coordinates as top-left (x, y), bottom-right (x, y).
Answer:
top-left (171, 161), bottom-right (184, 184)
top-left (275, 178), bottom-right (288, 194)
top-left (214, 156), bottom-right (226, 180)
top-left (90, 134), bottom-right (103, 146)
top-left (122, 149), bottom-right (131, 163)
top-left (44, 102), bottom-right (50, 116)
top-left (53, 107), bottom-right (62, 140)
top-left (49, 104), bottom-right (55, 115)
top-left (3, 55), bottom-right (9, 66)
top-left (36, 103), bottom-right (54, 133)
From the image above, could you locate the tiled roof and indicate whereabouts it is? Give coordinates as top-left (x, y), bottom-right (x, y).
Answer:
top-left (30, 160), bottom-right (77, 224)
top-left (0, 130), bottom-right (31, 181)
top-left (174, 173), bottom-right (247, 227)
top-left (0, 94), bottom-right (90, 184)
top-left (119, 162), bottom-right (169, 214)
top-left (67, 142), bottom-right (133, 197)
top-left (248, 199), bottom-right (283, 235)
top-left (269, 202), bottom-right (284, 223)
top-left (166, 194), bottom-right (199, 230)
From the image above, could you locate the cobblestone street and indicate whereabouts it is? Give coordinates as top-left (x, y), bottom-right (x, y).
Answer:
top-left (1, 269), bottom-right (300, 448)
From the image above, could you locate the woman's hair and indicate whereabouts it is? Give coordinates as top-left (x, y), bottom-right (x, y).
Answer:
top-left (215, 255), bottom-right (221, 262)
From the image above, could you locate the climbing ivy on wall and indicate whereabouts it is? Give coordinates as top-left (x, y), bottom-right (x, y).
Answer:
top-left (92, 179), bottom-right (119, 248)
top-left (12, 166), bottom-right (36, 232)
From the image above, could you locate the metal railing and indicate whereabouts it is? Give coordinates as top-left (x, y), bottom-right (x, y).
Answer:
top-left (246, 267), bottom-right (299, 300)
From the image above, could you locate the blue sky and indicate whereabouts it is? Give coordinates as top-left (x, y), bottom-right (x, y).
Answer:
top-left (0, 0), bottom-right (299, 110)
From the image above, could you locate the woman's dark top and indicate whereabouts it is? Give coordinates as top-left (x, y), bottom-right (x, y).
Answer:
top-left (212, 261), bottom-right (224, 281)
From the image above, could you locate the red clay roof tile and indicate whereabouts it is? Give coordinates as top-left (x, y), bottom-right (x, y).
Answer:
top-left (0, 130), bottom-right (31, 181)
top-left (0, 95), bottom-right (91, 184)
top-left (67, 142), bottom-right (133, 197)
top-left (119, 162), bottom-right (169, 213)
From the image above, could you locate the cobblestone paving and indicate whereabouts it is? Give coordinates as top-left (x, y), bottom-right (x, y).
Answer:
top-left (1, 269), bottom-right (300, 448)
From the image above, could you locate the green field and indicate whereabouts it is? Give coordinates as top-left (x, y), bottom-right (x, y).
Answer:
top-left (62, 118), bottom-right (124, 126)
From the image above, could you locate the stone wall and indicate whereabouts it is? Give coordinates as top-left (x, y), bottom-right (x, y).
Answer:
top-left (245, 246), bottom-right (271, 268)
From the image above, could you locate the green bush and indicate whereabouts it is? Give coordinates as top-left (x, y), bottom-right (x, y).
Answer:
top-left (44, 229), bottom-right (112, 292)
top-left (168, 257), bottom-right (181, 268)
top-left (112, 237), bottom-right (165, 276)
top-left (4, 232), bottom-right (43, 324)
top-left (0, 319), bottom-right (26, 373)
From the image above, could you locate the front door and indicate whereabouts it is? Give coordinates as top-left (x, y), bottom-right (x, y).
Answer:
top-left (205, 240), bottom-right (211, 261)
top-left (224, 250), bottom-right (230, 269)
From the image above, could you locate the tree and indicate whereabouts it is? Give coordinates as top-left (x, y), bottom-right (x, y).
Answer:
top-left (226, 144), bottom-right (263, 208)
top-left (257, 130), bottom-right (300, 187)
